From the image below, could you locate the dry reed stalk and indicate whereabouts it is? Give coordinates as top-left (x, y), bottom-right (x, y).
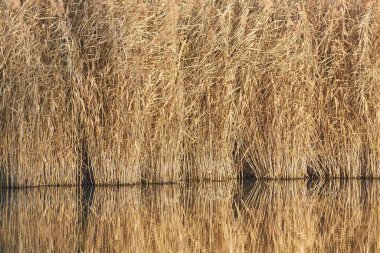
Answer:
top-left (0, 0), bottom-right (379, 186)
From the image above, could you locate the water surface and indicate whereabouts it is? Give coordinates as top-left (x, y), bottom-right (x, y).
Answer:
top-left (0, 180), bottom-right (379, 252)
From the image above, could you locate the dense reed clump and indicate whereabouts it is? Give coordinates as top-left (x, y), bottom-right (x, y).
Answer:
top-left (1, 0), bottom-right (380, 186)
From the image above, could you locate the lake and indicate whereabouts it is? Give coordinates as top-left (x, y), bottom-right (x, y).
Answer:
top-left (0, 180), bottom-right (379, 252)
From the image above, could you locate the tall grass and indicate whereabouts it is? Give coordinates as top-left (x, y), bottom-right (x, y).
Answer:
top-left (1, 0), bottom-right (380, 186)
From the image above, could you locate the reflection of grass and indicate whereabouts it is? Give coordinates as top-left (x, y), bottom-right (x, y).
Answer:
top-left (1, 1), bottom-right (380, 186)
top-left (0, 181), bottom-right (379, 252)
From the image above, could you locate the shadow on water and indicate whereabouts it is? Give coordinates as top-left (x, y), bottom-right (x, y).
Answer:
top-left (77, 186), bottom-right (95, 229)
top-left (0, 180), bottom-right (380, 252)
top-left (76, 185), bottom-right (95, 253)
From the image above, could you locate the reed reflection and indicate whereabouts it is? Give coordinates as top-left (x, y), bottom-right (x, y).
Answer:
top-left (0, 180), bottom-right (379, 252)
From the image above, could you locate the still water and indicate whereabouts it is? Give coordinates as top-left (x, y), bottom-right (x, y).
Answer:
top-left (0, 180), bottom-right (379, 252)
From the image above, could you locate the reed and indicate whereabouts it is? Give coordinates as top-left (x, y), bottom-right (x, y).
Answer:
top-left (1, 0), bottom-right (380, 186)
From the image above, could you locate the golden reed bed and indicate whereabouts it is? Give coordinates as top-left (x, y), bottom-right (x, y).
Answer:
top-left (1, 0), bottom-right (380, 186)
top-left (0, 181), bottom-right (379, 252)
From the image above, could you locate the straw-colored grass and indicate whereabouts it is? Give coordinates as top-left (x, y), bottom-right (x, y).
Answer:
top-left (0, 181), bottom-right (379, 252)
top-left (1, 0), bottom-right (380, 186)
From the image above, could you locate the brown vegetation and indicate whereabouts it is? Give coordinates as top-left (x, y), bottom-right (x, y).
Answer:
top-left (1, 0), bottom-right (380, 186)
